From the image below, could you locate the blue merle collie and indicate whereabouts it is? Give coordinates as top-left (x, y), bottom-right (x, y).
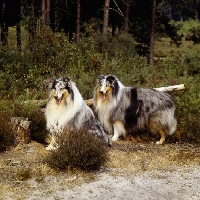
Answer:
top-left (93, 74), bottom-right (177, 144)
top-left (45, 77), bottom-right (111, 150)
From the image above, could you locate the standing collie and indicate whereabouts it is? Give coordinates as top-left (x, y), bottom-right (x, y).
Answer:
top-left (93, 74), bottom-right (177, 144)
top-left (45, 77), bottom-right (110, 150)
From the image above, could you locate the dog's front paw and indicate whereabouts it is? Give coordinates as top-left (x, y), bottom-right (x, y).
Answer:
top-left (45, 144), bottom-right (58, 150)
top-left (111, 135), bottom-right (118, 141)
top-left (156, 141), bottom-right (162, 145)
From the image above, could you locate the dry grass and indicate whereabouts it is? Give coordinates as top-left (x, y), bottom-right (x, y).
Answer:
top-left (107, 139), bottom-right (200, 175)
top-left (0, 137), bottom-right (200, 198)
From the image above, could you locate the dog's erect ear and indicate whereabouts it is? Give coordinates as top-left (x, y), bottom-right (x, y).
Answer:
top-left (98, 75), bottom-right (105, 80)
top-left (63, 77), bottom-right (71, 88)
top-left (49, 78), bottom-right (56, 89)
top-left (97, 75), bottom-right (105, 84)
top-left (63, 77), bottom-right (70, 82)
top-left (107, 75), bottom-right (116, 86)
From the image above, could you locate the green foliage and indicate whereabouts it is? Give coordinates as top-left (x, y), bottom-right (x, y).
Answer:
top-left (176, 19), bottom-right (200, 35)
top-left (0, 101), bottom-right (15, 151)
top-left (152, 47), bottom-right (200, 119)
top-left (0, 23), bottom-right (200, 144)
top-left (44, 130), bottom-right (109, 171)
top-left (131, 21), bottom-right (150, 56)
top-left (167, 22), bottom-right (183, 47)
top-left (186, 26), bottom-right (200, 45)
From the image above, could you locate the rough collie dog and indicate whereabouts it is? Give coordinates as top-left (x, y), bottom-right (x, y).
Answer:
top-left (93, 74), bottom-right (177, 144)
top-left (45, 77), bottom-right (110, 150)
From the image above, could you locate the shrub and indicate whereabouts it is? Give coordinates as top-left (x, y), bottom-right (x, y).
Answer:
top-left (0, 24), bottom-right (200, 145)
top-left (44, 129), bottom-right (109, 171)
top-left (0, 101), bottom-right (15, 151)
top-left (0, 98), bottom-right (48, 150)
top-left (178, 115), bottom-right (200, 143)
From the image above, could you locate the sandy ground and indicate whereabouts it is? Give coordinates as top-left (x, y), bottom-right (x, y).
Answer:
top-left (1, 141), bottom-right (200, 200)
top-left (26, 167), bottom-right (200, 200)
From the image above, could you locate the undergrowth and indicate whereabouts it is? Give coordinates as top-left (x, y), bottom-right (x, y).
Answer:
top-left (44, 130), bottom-right (109, 171)
top-left (0, 24), bottom-right (200, 149)
top-left (0, 106), bottom-right (14, 151)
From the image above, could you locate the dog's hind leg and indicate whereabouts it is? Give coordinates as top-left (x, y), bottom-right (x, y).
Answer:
top-left (112, 121), bottom-right (126, 141)
top-left (148, 119), bottom-right (167, 145)
top-left (156, 129), bottom-right (167, 145)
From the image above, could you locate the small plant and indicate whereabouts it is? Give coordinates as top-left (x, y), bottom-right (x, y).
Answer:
top-left (44, 129), bottom-right (109, 171)
top-left (16, 168), bottom-right (32, 181)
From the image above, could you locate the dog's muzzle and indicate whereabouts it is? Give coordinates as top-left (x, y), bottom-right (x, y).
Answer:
top-left (100, 91), bottom-right (106, 101)
top-left (54, 95), bottom-right (62, 105)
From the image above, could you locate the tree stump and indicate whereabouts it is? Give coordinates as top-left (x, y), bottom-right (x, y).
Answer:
top-left (11, 117), bottom-right (31, 145)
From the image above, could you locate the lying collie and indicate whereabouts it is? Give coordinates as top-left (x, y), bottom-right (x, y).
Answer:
top-left (93, 74), bottom-right (177, 144)
top-left (45, 77), bottom-right (110, 150)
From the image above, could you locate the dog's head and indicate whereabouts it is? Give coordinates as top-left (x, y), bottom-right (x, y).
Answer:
top-left (96, 74), bottom-right (119, 101)
top-left (49, 77), bottom-right (72, 105)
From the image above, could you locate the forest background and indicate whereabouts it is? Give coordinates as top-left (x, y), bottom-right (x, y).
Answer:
top-left (0, 0), bottom-right (200, 150)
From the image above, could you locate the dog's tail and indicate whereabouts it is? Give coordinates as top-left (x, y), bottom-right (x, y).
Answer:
top-left (165, 109), bottom-right (177, 135)
top-left (168, 117), bottom-right (177, 135)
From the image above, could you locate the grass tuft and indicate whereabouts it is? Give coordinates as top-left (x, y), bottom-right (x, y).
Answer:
top-left (15, 168), bottom-right (32, 181)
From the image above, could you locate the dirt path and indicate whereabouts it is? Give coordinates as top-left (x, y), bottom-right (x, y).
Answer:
top-left (25, 167), bottom-right (200, 200)
top-left (1, 141), bottom-right (200, 200)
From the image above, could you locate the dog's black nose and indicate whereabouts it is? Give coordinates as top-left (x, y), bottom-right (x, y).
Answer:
top-left (100, 91), bottom-right (104, 94)
top-left (54, 95), bottom-right (58, 99)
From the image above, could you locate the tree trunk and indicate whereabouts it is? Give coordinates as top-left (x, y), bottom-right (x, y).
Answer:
top-left (102, 0), bottom-right (110, 36)
top-left (154, 84), bottom-right (185, 92)
top-left (41, 0), bottom-right (45, 26)
top-left (29, 0), bottom-right (36, 43)
top-left (75, 0), bottom-right (80, 43)
top-left (16, 23), bottom-right (21, 51)
top-left (195, 0), bottom-right (199, 21)
top-left (54, 0), bottom-right (59, 32)
top-left (41, 0), bottom-right (50, 27)
top-left (169, 5), bottom-right (172, 21)
top-left (112, 22), bottom-right (116, 36)
top-left (149, 0), bottom-right (156, 65)
top-left (45, 0), bottom-right (50, 26)
top-left (124, 0), bottom-right (130, 32)
top-left (16, 0), bottom-right (21, 51)
top-left (0, 2), bottom-right (8, 46)
top-left (11, 117), bottom-right (31, 145)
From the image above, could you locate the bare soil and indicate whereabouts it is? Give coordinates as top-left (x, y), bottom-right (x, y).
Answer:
top-left (0, 139), bottom-right (200, 200)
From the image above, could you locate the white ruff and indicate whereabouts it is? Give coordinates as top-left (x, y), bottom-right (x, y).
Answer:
top-left (96, 99), bottom-right (113, 135)
top-left (45, 82), bottom-right (83, 135)
top-left (95, 84), bottom-right (124, 136)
